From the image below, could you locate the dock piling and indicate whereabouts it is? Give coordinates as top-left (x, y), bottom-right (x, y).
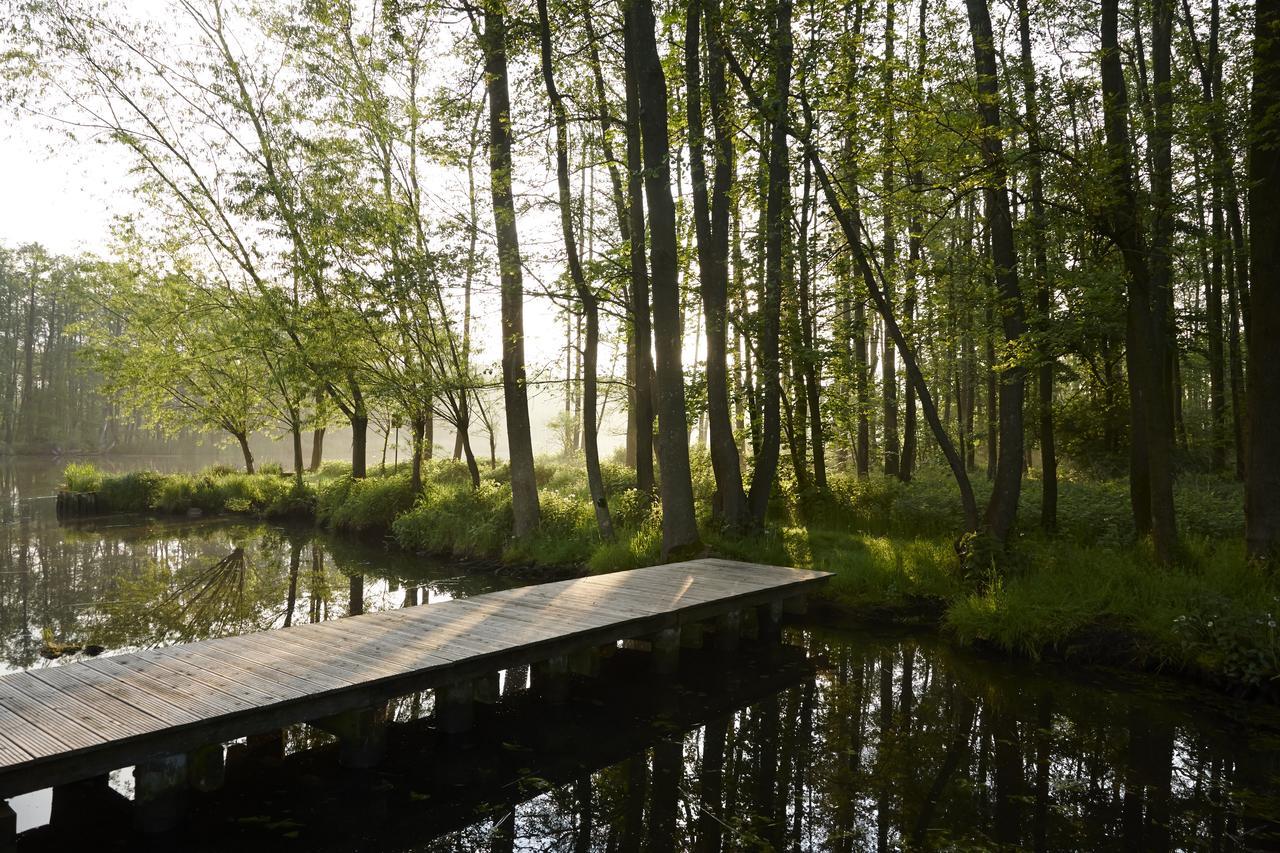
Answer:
top-left (650, 627), bottom-right (681, 675)
top-left (314, 705), bottom-right (387, 769)
top-left (437, 681), bottom-right (475, 734)
top-left (134, 753), bottom-right (188, 834)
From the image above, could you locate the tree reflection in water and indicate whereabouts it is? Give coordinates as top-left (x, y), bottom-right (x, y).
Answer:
top-left (0, 514), bottom-right (514, 671)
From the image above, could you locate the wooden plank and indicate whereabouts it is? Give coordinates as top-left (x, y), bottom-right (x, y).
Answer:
top-left (0, 559), bottom-right (831, 795)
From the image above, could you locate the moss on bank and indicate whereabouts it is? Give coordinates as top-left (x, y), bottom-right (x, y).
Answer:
top-left (64, 457), bottom-right (1277, 696)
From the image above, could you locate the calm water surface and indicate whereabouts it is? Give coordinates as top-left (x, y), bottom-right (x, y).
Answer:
top-left (2, 458), bottom-right (1279, 851)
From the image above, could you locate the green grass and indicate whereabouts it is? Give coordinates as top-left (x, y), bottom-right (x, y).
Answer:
top-left (64, 458), bottom-right (1278, 693)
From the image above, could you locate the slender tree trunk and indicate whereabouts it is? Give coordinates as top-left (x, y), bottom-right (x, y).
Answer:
top-left (484, 0), bottom-right (540, 537)
top-left (747, 0), bottom-right (794, 526)
top-left (881, 0), bottom-right (900, 478)
top-left (691, 0), bottom-right (751, 529)
top-left (624, 4), bottom-right (656, 497)
top-left (537, 0), bottom-right (615, 541)
top-left (799, 155), bottom-right (827, 489)
top-left (1227, 250), bottom-right (1246, 480)
top-left (630, 0), bottom-right (701, 556)
top-left (1018, 0), bottom-right (1056, 531)
top-left (1102, 0), bottom-right (1177, 563)
top-left (1246, 0), bottom-right (1280, 568)
top-left (967, 0), bottom-right (1027, 546)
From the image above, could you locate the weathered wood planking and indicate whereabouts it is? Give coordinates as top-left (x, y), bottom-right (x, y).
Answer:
top-left (0, 558), bottom-right (829, 798)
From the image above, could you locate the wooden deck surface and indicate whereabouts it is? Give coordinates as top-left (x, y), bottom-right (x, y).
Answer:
top-left (0, 558), bottom-right (828, 798)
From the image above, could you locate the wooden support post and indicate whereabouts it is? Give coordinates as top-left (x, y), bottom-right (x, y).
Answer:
top-left (474, 671), bottom-right (501, 704)
top-left (187, 743), bottom-right (225, 792)
top-left (569, 646), bottom-right (601, 677)
top-left (2, 799), bottom-right (15, 853)
top-left (313, 705), bottom-right (387, 769)
top-left (437, 681), bottom-right (475, 733)
top-left (783, 594), bottom-right (808, 615)
top-left (51, 773), bottom-right (129, 831)
top-left (134, 753), bottom-right (188, 834)
top-left (757, 600), bottom-right (784, 644)
top-left (712, 610), bottom-right (741, 653)
top-left (680, 622), bottom-right (705, 649)
top-left (650, 627), bottom-right (681, 675)
top-left (532, 655), bottom-right (570, 703)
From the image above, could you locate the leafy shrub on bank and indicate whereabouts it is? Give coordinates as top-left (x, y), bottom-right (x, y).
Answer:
top-left (392, 480), bottom-right (513, 558)
top-left (317, 473), bottom-right (415, 533)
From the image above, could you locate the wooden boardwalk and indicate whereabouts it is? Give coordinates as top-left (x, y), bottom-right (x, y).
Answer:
top-left (0, 558), bottom-right (828, 828)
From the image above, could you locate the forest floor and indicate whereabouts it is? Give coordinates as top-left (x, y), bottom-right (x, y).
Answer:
top-left (61, 457), bottom-right (1278, 700)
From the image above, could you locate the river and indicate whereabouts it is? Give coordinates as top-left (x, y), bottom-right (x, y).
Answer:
top-left (1, 457), bottom-right (1278, 850)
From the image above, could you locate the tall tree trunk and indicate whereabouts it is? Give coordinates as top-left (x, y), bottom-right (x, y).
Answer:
top-left (747, 0), bottom-right (794, 526)
top-left (881, 0), bottom-right (900, 478)
top-left (1246, 0), bottom-right (1280, 568)
top-left (630, 0), bottom-right (702, 557)
top-left (537, 0), bottom-right (616, 541)
top-left (691, 0), bottom-right (751, 529)
top-left (967, 0), bottom-right (1028, 544)
top-left (799, 153), bottom-right (827, 489)
top-left (1101, 0), bottom-right (1177, 563)
top-left (623, 2), bottom-right (656, 497)
top-left (1018, 0), bottom-right (1057, 531)
top-left (483, 0), bottom-right (540, 537)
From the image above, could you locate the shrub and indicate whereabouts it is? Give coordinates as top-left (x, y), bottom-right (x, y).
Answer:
top-left (317, 473), bottom-right (416, 533)
top-left (392, 480), bottom-right (513, 558)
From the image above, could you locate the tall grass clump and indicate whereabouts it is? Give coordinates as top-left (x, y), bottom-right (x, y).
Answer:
top-left (62, 462), bottom-right (103, 493)
top-left (392, 480), bottom-right (513, 559)
top-left (317, 472), bottom-right (416, 533)
top-left (150, 470), bottom-right (302, 516)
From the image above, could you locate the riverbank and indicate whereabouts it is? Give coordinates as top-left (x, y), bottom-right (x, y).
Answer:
top-left (59, 458), bottom-right (1277, 699)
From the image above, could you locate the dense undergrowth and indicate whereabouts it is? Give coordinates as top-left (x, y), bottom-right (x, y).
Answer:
top-left (64, 455), bottom-right (1277, 695)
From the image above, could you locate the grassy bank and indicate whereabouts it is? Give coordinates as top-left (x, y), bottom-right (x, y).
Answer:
top-left (63, 457), bottom-right (1278, 696)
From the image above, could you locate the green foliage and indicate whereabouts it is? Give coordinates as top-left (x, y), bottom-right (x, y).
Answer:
top-left (392, 480), bottom-right (513, 558)
top-left (97, 471), bottom-right (165, 513)
top-left (62, 462), bottom-right (103, 493)
top-left (316, 473), bottom-right (416, 533)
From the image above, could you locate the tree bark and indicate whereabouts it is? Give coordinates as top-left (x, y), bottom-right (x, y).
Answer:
top-left (234, 430), bottom-right (255, 474)
top-left (537, 0), bottom-right (615, 541)
top-left (623, 0), bottom-right (656, 497)
top-left (350, 407), bottom-right (368, 479)
top-left (1018, 0), bottom-right (1057, 531)
top-left (967, 0), bottom-right (1028, 545)
top-left (410, 413), bottom-right (425, 495)
top-left (630, 0), bottom-right (702, 557)
top-left (747, 0), bottom-right (794, 527)
top-left (1247, 0), bottom-right (1280, 568)
top-left (483, 0), bottom-right (540, 537)
top-left (690, 0), bottom-right (751, 529)
top-left (1101, 0), bottom-right (1177, 563)
top-left (881, 0), bottom-right (900, 478)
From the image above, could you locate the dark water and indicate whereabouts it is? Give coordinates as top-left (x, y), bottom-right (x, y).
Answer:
top-left (3, 459), bottom-right (1280, 851)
